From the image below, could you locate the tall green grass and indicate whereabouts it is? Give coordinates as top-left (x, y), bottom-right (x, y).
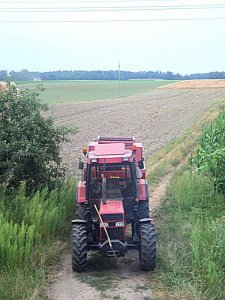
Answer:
top-left (191, 108), bottom-right (225, 194)
top-left (158, 170), bottom-right (225, 300)
top-left (0, 180), bottom-right (75, 299)
top-left (146, 105), bottom-right (225, 299)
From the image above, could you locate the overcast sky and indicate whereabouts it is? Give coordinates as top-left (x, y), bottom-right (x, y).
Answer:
top-left (0, 0), bottom-right (225, 74)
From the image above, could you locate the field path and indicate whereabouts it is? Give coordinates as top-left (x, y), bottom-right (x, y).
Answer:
top-left (47, 172), bottom-right (176, 300)
top-left (47, 88), bottom-right (225, 300)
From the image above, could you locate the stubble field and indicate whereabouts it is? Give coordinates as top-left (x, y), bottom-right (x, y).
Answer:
top-left (48, 87), bottom-right (225, 175)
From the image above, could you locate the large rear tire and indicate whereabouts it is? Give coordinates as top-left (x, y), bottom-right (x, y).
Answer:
top-left (72, 224), bottom-right (87, 272)
top-left (75, 202), bottom-right (85, 220)
top-left (138, 200), bottom-right (149, 219)
top-left (135, 200), bottom-right (150, 238)
top-left (139, 223), bottom-right (156, 271)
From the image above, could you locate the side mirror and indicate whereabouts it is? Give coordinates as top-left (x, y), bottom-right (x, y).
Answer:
top-left (138, 160), bottom-right (144, 169)
top-left (79, 160), bottom-right (84, 170)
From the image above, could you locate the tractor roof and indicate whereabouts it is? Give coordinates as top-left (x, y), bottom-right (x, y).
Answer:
top-left (85, 137), bottom-right (143, 164)
top-left (88, 142), bottom-right (133, 164)
top-left (95, 143), bottom-right (126, 156)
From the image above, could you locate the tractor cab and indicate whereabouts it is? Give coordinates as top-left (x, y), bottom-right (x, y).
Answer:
top-left (72, 137), bottom-right (156, 272)
top-left (87, 162), bottom-right (137, 202)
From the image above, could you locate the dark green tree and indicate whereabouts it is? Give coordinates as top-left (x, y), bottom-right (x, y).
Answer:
top-left (0, 85), bottom-right (70, 193)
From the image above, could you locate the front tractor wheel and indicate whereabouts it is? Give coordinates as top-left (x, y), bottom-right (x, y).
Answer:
top-left (139, 223), bottom-right (156, 271)
top-left (72, 224), bottom-right (87, 272)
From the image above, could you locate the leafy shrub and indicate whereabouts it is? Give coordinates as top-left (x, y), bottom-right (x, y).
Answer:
top-left (0, 85), bottom-right (71, 193)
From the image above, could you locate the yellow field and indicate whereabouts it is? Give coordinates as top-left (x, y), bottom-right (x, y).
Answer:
top-left (159, 79), bottom-right (225, 89)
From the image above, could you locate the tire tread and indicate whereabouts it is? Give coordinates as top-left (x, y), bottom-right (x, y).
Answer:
top-left (72, 224), bottom-right (87, 272)
top-left (139, 223), bottom-right (156, 271)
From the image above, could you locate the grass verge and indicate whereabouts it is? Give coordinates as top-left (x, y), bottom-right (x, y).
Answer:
top-left (146, 102), bottom-right (225, 299)
top-left (0, 180), bottom-right (75, 300)
top-left (156, 169), bottom-right (225, 300)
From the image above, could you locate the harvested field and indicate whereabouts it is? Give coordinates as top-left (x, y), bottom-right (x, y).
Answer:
top-left (50, 88), bottom-right (225, 175)
top-left (158, 79), bottom-right (225, 89)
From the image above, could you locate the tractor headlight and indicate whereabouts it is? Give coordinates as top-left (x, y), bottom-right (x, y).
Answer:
top-left (100, 222), bottom-right (109, 227)
top-left (123, 155), bottom-right (129, 161)
top-left (91, 158), bottom-right (98, 163)
top-left (115, 222), bottom-right (124, 227)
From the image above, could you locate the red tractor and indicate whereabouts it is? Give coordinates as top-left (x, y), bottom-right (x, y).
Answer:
top-left (72, 137), bottom-right (156, 272)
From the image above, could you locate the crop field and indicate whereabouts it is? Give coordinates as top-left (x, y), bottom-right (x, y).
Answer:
top-left (16, 80), bottom-right (174, 104)
top-left (159, 79), bottom-right (225, 89)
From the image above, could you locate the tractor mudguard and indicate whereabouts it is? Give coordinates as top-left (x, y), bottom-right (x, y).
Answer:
top-left (137, 179), bottom-right (149, 201)
top-left (72, 219), bottom-right (87, 225)
top-left (77, 181), bottom-right (87, 203)
top-left (139, 218), bottom-right (153, 224)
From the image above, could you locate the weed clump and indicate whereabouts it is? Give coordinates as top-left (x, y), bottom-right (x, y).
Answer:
top-left (0, 180), bottom-right (75, 299)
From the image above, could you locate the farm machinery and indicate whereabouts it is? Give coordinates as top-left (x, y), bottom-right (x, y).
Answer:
top-left (72, 136), bottom-right (156, 272)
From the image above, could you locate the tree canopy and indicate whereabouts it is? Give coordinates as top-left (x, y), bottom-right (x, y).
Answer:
top-left (3, 69), bottom-right (225, 81)
top-left (0, 85), bottom-right (69, 192)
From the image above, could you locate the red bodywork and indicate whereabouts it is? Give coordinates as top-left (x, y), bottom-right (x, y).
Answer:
top-left (99, 200), bottom-right (125, 240)
top-left (77, 137), bottom-right (147, 204)
top-left (72, 137), bottom-right (156, 269)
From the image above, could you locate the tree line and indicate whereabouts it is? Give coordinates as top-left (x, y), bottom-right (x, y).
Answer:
top-left (0, 69), bottom-right (225, 81)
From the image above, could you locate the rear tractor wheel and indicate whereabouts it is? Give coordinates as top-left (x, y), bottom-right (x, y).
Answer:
top-left (139, 223), bottom-right (156, 271)
top-left (75, 202), bottom-right (85, 220)
top-left (72, 224), bottom-right (87, 272)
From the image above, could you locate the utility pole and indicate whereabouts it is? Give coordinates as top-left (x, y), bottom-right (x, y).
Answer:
top-left (118, 61), bottom-right (121, 97)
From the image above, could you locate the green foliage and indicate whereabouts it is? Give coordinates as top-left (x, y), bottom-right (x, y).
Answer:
top-left (0, 180), bottom-right (75, 270)
top-left (9, 69), bottom-right (182, 81)
top-left (0, 85), bottom-right (71, 192)
top-left (6, 69), bottom-right (225, 81)
top-left (0, 179), bottom-right (75, 299)
top-left (0, 267), bottom-right (46, 300)
top-left (158, 171), bottom-right (225, 299)
top-left (190, 109), bottom-right (225, 194)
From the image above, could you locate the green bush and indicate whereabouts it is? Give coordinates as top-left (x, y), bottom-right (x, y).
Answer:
top-left (0, 85), bottom-right (71, 193)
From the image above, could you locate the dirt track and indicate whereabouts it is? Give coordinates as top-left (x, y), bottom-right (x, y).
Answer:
top-left (47, 88), bottom-right (225, 300)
